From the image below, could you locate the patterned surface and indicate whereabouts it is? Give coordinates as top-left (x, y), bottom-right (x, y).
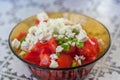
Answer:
top-left (0, 0), bottom-right (120, 80)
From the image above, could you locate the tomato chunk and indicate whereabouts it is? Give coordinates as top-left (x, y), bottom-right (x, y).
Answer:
top-left (47, 37), bottom-right (57, 53)
top-left (63, 46), bottom-right (77, 57)
top-left (39, 48), bottom-right (51, 67)
top-left (35, 19), bottom-right (40, 26)
top-left (77, 38), bottom-right (99, 63)
top-left (16, 32), bottom-right (27, 41)
top-left (23, 51), bottom-right (40, 65)
top-left (58, 53), bottom-right (73, 68)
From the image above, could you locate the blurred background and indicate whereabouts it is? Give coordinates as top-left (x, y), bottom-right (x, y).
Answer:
top-left (0, 0), bottom-right (120, 80)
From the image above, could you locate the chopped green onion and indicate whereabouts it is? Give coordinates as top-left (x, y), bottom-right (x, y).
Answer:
top-left (77, 42), bottom-right (84, 47)
top-left (72, 38), bottom-right (78, 42)
top-left (72, 28), bottom-right (79, 34)
top-left (56, 52), bottom-right (60, 57)
top-left (58, 38), bottom-right (65, 43)
top-left (58, 37), bottom-right (72, 45)
top-left (58, 40), bottom-right (63, 45)
top-left (20, 37), bottom-right (25, 43)
top-left (72, 61), bottom-right (77, 67)
top-left (19, 51), bottom-right (26, 58)
top-left (61, 44), bottom-right (70, 51)
top-left (19, 37), bottom-right (26, 48)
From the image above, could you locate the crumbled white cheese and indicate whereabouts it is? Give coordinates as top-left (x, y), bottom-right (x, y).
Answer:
top-left (88, 39), bottom-right (95, 45)
top-left (28, 26), bottom-right (37, 34)
top-left (74, 55), bottom-right (80, 61)
top-left (76, 30), bottom-right (88, 42)
top-left (37, 12), bottom-right (48, 21)
top-left (56, 35), bottom-right (64, 39)
top-left (49, 59), bottom-right (58, 68)
top-left (80, 55), bottom-right (86, 60)
top-left (25, 34), bottom-right (38, 45)
top-left (50, 54), bottom-right (58, 60)
top-left (74, 55), bottom-right (85, 65)
top-left (71, 42), bottom-right (76, 47)
top-left (73, 24), bottom-right (82, 31)
top-left (56, 46), bottom-right (64, 52)
top-left (21, 33), bottom-right (37, 51)
top-left (37, 21), bottom-right (47, 28)
top-left (12, 39), bottom-right (20, 49)
top-left (58, 27), bottom-right (66, 35)
top-left (21, 41), bottom-right (29, 51)
top-left (78, 59), bottom-right (82, 65)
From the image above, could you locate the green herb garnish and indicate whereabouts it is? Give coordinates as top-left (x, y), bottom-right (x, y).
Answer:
top-left (76, 42), bottom-right (84, 47)
top-left (72, 61), bottom-right (77, 67)
top-left (72, 38), bottom-right (78, 42)
top-left (20, 37), bottom-right (25, 43)
top-left (72, 28), bottom-right (79, 34)
top-left (56, 52), bottom-right (60, 57)
top-left (61, 44), bottom-right (70, 51)
top-left (19, 37), bottom-right (26, 48)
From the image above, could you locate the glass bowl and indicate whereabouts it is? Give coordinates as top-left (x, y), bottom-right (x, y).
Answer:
top-left (9, 12), bottom-right (111, 80)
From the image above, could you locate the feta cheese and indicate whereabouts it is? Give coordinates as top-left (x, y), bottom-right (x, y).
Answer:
top-left (50, 54), bottom-right (58, 60)
top-left (37, 12), bottom-right (48, 21)
top-left (21, 41), bottom-right (29, 51)
top-left (74, 55), bottom-right (80, 61)
top-left (49, 60), bottom-right (58, 68)
top-left (78, 59), bottom-right (82, 65)
top-left (71, 42), bottom-right (76, 46)
top-left (74, 55), bottom-right (85, 65)
top-left (56, 46), bottom-right (64, 52)
top-left (37, 33), bottom-right (52, 41)
top-left (67, 32), bottom-right (75, 38)
top-left (76, 30), bottom-right (88, 42)
top-left (25, 34), bottom-right (38, 44)
top-left (80, 55), bottom-right (86, 60)
top-left (28, 26), bottom-right (37, 34)
top-left (88, 39), bottom-right (95, 45)
top-left (73, 24), bottom-right (82, 31)
top-left (12, 39), bottom-right (20, 49)
top-left (56, 35), bottom-right (64, 39)
top-left (38, 21), bottom-right (47, 27)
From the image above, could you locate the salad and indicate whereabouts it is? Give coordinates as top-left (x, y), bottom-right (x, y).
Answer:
top-left (12, 12), bottom-right (102, 68)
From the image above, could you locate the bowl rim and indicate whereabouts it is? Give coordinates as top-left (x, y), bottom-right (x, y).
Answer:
top-left (8, 12), bottom-right (111, 70)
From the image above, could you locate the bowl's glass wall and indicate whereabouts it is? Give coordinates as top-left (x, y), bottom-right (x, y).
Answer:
top-left (29, 63), bottom-right (94, 80)
top-left (9, 12), bottom-right (110, 80)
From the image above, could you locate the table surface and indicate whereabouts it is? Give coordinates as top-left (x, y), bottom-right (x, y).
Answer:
top-left (0, 0), bottom-right (120, 80)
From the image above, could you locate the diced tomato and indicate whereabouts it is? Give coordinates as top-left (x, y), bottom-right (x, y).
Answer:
top-left (64, 46), bottom-right (77, 57)
top-left (39, 48), bottom-right (51, 67)
top-left (35, 37), bottom-right (57, 53)
top-left (31, 37), bottom-right (57, 54)
top-left (16, 32), bottom-right (27, 41)
top-left (35, 19), bottom-right (40, 26)
top-left (90, 37), bottom-right (99, 53)
top-left (58, 53), bottom-right (73, 68)
top-left (77, 38), bottom-right (99, 62)
top-left (84, 37), bottom-right (99, 56)
top-left (47, 37), bottom-right (57, 53)
top-left (83, 54), bottom-right (97, 64)
top-left (23, 51), bottom-right (40, 65)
